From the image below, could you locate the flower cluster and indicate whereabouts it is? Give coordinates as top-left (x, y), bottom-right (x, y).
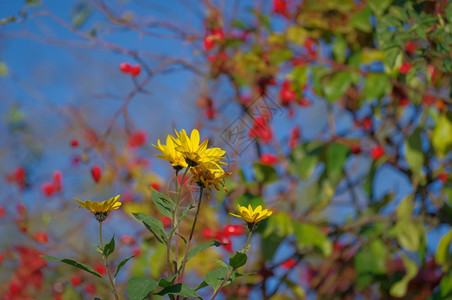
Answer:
top-left (153, 129), bottom-right (231, 191)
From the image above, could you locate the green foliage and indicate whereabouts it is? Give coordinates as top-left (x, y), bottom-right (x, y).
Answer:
top-left (103, 235), bottom-right (115, 257)
top-left (151, 188), bottom-right (176, 218)
top-left (42, 256), bottom-right (104, 279)
top-left (229, 252), bottom-right (247, 269)
top-left (127, 277), bottom-right (158, 300)
top-left (132, 212), bottom-right (167, 245)
top-left (293, 222), bottom-right (332, 257)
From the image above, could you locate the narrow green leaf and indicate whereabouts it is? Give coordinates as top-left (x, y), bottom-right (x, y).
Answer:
top-left (350, 7), bottom-right (373, 32)
top-left (293, 222), bottom-right (332, 257)
top-left (326, 143), bottom-right (349, 186)
top-left (436, 229), bottom-right (452, 271)
top-left (132, 212), bottom-right (167, 245)
top-left (367, 0), bottom-right (393, 15)
top-left (362, 73), bottom-right (391, 100)
top-left (187, 241), bottom-right (223, 262)
top-left (177, 204), bottom-right (195, 224)
top-left (127, 276), bottom-right (158, 300)
top-left (323, 71), bottom-right (352, 102)
top-left (405, 128), bottom-right (424, 178)
top-left (432, 112), bottom-right (452, 158)
top-left (151, 189), bottom-right (176, 218)
top-left (114, 255), bottom-right (135, 278)
top-left (390, 254), bottom-right (418, 297)
top-left (41, 256), bottom-right (103, 278)
top-left (205, 266), bottom-right (231, 291)
top-left (333, 35), bottom-right (347, 64)
top-left (155, 283), bottom-right (200, 298)
top-left (229, 252), bottom-right (247, 269)
top-left (103, 235), bottom-right (115, 257)
top-left (253, 163), bottom-right (278, 184)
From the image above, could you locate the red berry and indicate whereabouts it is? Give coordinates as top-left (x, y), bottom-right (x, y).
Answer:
top-left (350, 145), bottom-right (362, 154)
top-left (297, 97), bottom-right (312, 107)
top-left (223, 224), bottom-right (245, 236)
top-left (128, 130), bottom-right (147, 148)
top-left (71, 275), bottom-right (82, 286)
top-left (260, 153), bottom-right (278, 165)
top-left (406, 41), bottom-right (416, 53)
top-left (202, 227), bottom-right (216, 239)
top-left (119, 62), bottom-right (132, 73)
top-left (161, 216), bottom-right (172, 229)
top-left (399, 62), bottom-right (412, 74)
top-left (9, 282), bottom-right (21, 294)
top-left (422, 94), bottom-right (435, 106)
top-left (120, 234), bottom-right (136, 245)
top-left (0, 253), bottom-right (4, 264)
top-left (84, 283), bottom-right (96, 294)
top-left (218, 51), bottom-right (228, 61)
top-left (280, 81), bottom-right (297, 103)
top-left (216, 233), bottom-right (233, 252)
top-left (70, 139), bottom-right (79, 147)
top-left (129, 65), bottom-right (141, 77)
top-left (132, 247), bottom-right (142, 256)
top-left (281, 258), bottom-right (297, 269)
top-left (438, 172), bottom-right (448, 184)
top-left (0, 206), bottom-right (4, 218)
top-left (205, 107), bottom-right (217, 120)
top-left (34, 231), bottom-right (49, 243)
top-left (91, 165), bottom-right (102, 183)
top-left (370, 145), bottom-right (385, 160)
top-left (361, 117), bottom-right (372, 131)
top-left (203, 35), bottom-right (215, 51)
top-left (41, 182), bottom-right (55, 197)
top-left (399, 97), bottom-right (410, 107)
top-left (273, 0), bottom-right (288, 16)
top-left (16, 203), bottom-right (26, 216)
top-left (211, 28), bottom-right (224, 41)
top-left (207, 54), bottom-right (216, 63)
top-left (94, 263), bottom-right (107, 276)
top-left (14, 167), bottom-right (26, 182)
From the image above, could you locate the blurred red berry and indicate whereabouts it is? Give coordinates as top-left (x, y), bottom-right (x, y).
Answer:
top-left (281, 258), bottom-right (297, 269)
top-left (297, 97), bottom-right (312, 107)
top-left (14, 167), bottom-right (26, 182)
top-left (16, 203), bottom-right (26, 216)
top-left (205, 107), bottom-right (217, 119)
top-left (119, 62), bottom-right (132, 73)
top-left (399, 62), bottom-right (412, 74)
top-left (361, 117), bottom-right (372, 131)
top-left (54, 293), bottom-right (63, 300)
top-left (41, 182), bottom-right (55, 197)
top-left (91, 165), bottom-right (102, 183)
top-left (370, 145), bottom-right (385, 160)
top-left (423, 94), bottom-right (435, 106)
top-left (9, 282), bottom-right (20, 294)
top-left (161, 216), bottom-right (172, 229)
top-left (223, 224), bottom-right (245, 236)
top-left (94, 263), bottom-right (107, 276)
top-left (260, 153), bottom-right (278, 165)
top-left (132, 247), bottom-right (142, 256)
top-left (406, 41), bottom-right (416, 53)
top-left (218, 51), bottom-right (228, 61)
top-left (0, 206), bottom-right (4, 218)
top-left (399, 97), bottom-right (410, 106)
top-left (52, 170), bottom-right (63, 192)
top-left (280, 80), bottom-right (297, 103)
top-left (84, 283), bottom-right (96, 294)
top-left (70, 139), bottom-right (79, 147)
top-left (436, 100), bottom-right (446, 111)
top-left (438, 172), bottom-right (448, 184)
top-left (203, 35), bottom-right (215, 51)
top-left (34, 231), bottom-right (49, 244)
top-left (217, 234), bottom-right (233, 252)
top-left (211, 28), bottom-right (224, 40)
top-left (351, 145), bottom-right (362, 154)
top-left (130, 65), bottom-right (141, 77)
top-left (202, 227), bottom-right (216, 239)
top-left (120, 234), bottom-right (136, 245)
top-left (128, 130), bottom-right (147, 148)
top-left (249, 116), bottom-right (273, 144)
top-left (289, 127), bottom-right (300, 149)
top-left (71, 275), bottom-right (82, 286)
top-left (273, 0), bottom-right (288, 16)
top-left (0, 253), bottom-right (4, 264)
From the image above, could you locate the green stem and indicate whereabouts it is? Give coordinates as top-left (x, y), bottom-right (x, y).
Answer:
top-left (177, 187), bottom-right (204, 283)
top-left (211, 228), bottom-right (254, 300)
top-left (99, 222), bottom-right (120, 300)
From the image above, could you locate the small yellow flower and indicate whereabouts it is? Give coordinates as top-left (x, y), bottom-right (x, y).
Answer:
top-left (75, 195), bottom-right (121, 222)
top-left (190, 165), bottom-right (231, 191)
top-left (172, 129), bottom-right (226, 168)
top-left (230, 204), bottom-right (272, 224)
top-left (153, 135), bottom-right (188, 170)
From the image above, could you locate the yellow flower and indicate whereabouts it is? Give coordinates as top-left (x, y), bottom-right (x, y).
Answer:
top-left (229, 204), bottom-right (272, 224)
top-left (172, 129), bottom-right (226, 168)
top-left (75, 195), bottom-right (121, 222)
top-left (190, 165), bottom-right (231, 191)
top-left (153, 135), bottom-right (188, 170)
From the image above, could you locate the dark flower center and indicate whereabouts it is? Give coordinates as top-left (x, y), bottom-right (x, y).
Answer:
top-left (95, 212), bottom-right (108, 222)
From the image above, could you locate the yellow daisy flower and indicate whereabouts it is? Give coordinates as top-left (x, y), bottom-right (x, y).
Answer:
top-left (172, 129), bottom-right (226, 168)
top-left (153, 135), bottom-right (188, 170)
top-left (229, 204), bottom-right (272, 224)
top-left (190, 165), bottom-right (231, 191)
top-left (75, 195), bottom-right (121, 222)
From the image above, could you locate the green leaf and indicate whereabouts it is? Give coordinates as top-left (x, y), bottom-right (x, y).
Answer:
top-left (114, 255), bottom-right (135, 278)
top-left (384, 47), bottom-right (403, 70)
top-left (151, 189), bottom-right (175, 218)
top-left (362, 73), bottom-right (391, 100)
top-left (205, 266), bottom-right (232, 290)
top-left (288, 144), bottom-right (320, 179)
top-left (390, 254), bottom-right (418, 297)
top-left (103, 235), bottom-right (115, 257)
top-left (261, 232), bottom-right (284, 261)
top-left (253, 163), bottom-right (278, 184)
top-left (333, 35), bottom-right (347, 64)
top-left (350, 7), bottom-right (372, 32)
top-left (432, 112), bottom-right (452, 158)
top-left (186, 241), bottom-right (223, 262)
top-left (127, 276), bottom-right (158, 300)
top-left (41, 256), bottom-right (103, 278)
top-left (155, 283), bottom-right (200, 298)
top-left (0, 16), bottom-right (17, 26)
top-left (405, 128), bottom-right (424, 178)
top-left (293, 222), bottom-right (332, 257)
top-left (132, 212), bottom-right (167, 245)
top-left (323, 71), bottom-right (352, 102)
top-left (229, 252), bottom-right (247, 269)
top-left (367, 0), bottom-right (393, 16)
top-left (326, 143), bottom-right (349, 186)
top-left (436, 229), bottom-right (452, 271)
